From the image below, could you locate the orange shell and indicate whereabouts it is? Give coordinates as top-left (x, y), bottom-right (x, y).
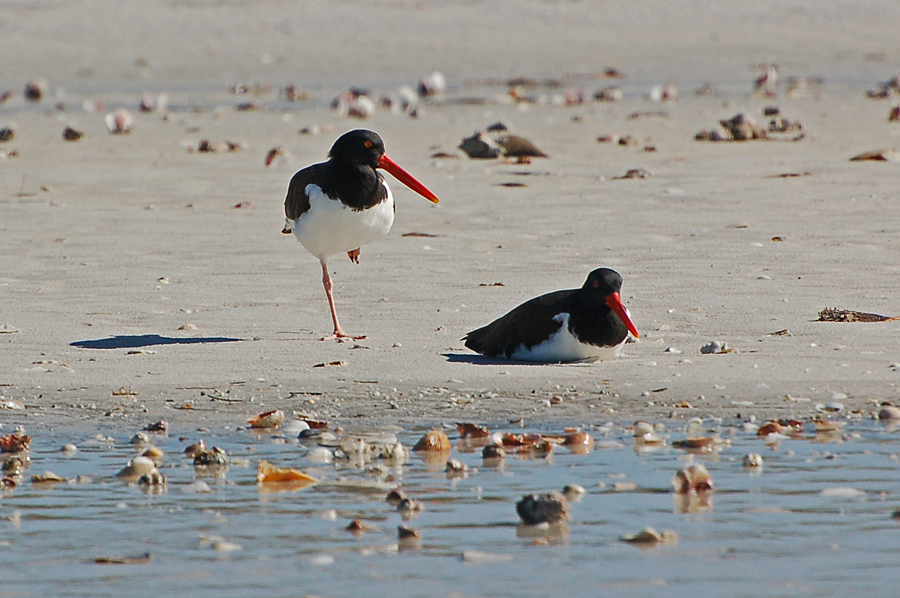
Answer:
top-left (412, 429), bottom-right (451, 452)
top-left (256, 459), bottom-right (317, 484)
top-left (456, 423), bottom-right (490, 439)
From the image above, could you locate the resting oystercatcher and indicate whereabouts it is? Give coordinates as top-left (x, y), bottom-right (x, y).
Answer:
top-left (463, 268), bottom-right (639, 362)
top-left (282, 129), bottom-right (439, 340)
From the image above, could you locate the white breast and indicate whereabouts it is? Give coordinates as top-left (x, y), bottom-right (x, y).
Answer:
top-left (510, 313), bottom-right (625, 363)
top-left (290, 182), bottom-right (394, 260)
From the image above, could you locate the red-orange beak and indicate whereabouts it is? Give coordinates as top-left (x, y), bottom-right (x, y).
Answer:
top-left (377, 154), bottom-right (440, 204)
top-left (605, 292), bottom-right (639, 338)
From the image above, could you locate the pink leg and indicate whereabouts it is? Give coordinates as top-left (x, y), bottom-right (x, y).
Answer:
top-left (319, 260), bottom-right (366, 341)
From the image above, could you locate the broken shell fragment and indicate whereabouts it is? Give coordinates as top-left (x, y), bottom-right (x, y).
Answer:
top-left (412, 428), bottom-right (451, 452)
top-left (60, 443), bottom-right (78, 455)
top-left (418, 71), bottom-right (446, 96)
top-left (621, 527), bottom-right (678, 546)
top-left (31, 471), bottom-right (68, 485)
top-left (878, 405), bottom-right (900, 420)
top-left (848, 148), bottom-right (900, 163)
top-left (672, 463), bottom-right (713, 494)
top-left (516, 491), bottom-right (570, 525)
top-left (0, 127), bottom-right (14, 142)
top-left (256, 459), bottom-right (317, 484)
top-left (247, 409), bottom-right (285, 429)
top-left (144, 420), bottom-right (168, 433)
top-left (386, 488), bottom-right (407, 505)
top-left (141, 446), bottom-right (165, 461)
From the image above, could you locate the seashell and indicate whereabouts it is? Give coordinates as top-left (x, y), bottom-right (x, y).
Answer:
top-left (105, 108), bottom-right (134, 134)
top-left (456, 422), bottom-right (490, 439)
top-left (621, 526), bottom-right (678, 545)
top-left (459, 131), bottom-right (502, 159)
top-left (743, 453), bottom-right (764, 468)
top-left (193, 446), bottom-right (228, 466)
top-left (141, 446), bottom-right (165, 460)
top-left (672, 463), bottom-right (713, 494)
top-left (482, 444), bottom-right (506, 461)
top-left (62, 126), bottom-right (84, 141)
top-left (563, 431), bottom-right (595, 454)
top-left (116, 456), bottom-right (156, 479)
top-left (594, 86), bottom-right (623, 102)
top-left (346, 519), bottom-right (372, 534)
top-left (412, 428), bottom-right (450, 452)
top-left (397, 525), bottom-right (421, 544)
top-left (719, 113), bottom-right (766, 141)
top-left (282, 419), bottom-right (310, 435)
top-left (24, 79), bottom-right (48, 101)
top-left (139, 92), bottom-right (168, 113)
top-left (386, 488), bottom-right (407, 506)
top-left (137, 470), bottom-right (167, 488)
top-left (754, 64), bottom-right (778, 97)
top-left (890, 105), bottom-right (900, 122)
top-left (0, 433), bottom-right (31, 453)
top-left (247, 409), bottom-right (285, 429)
top-left (397, 497), bottom-right (424, 516)
top-left (281, 84), bottom-right (307, 102)
top-left (445, 458), bottom-right (469, 478)
top-left (616, 168), bottom-right (650, 180)
top-left (849, 148), bottom-right (900, 163)
top-left (417, 71), bottom-right (446, 96)
top-left (144, 420), bottom-right (168, 433)
top-left (0, 127), bottom-right (14, 142)
top-left (700, 340), bottom-right (736, 354)
top-left (494, 134), bottom-right (548, 158)
top-left (60, 443), bottom-right (78, 455)
top-left (184, 439), bottom-right (206, 458)
top-left (130, 432), bottom-right (150, 445)
top-left (516, 491), bottom-right (570, 525)
top-left (672, 436), bottom-right (715, 450)
top-left (256, 459), bottom-right (317, 484)
top-left (563, 483), bottom-right (586, 502)
top-left (3, 456), bottom-right (25, 476)
top-left (878, 405), bottom-right (900, 420)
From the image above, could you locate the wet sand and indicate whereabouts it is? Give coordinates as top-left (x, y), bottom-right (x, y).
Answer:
top-left (1, 0), bottom-right (899, 429)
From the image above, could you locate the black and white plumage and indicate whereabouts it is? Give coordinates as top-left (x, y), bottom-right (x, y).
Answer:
top-left (282, 129), bottom-right (439, 340)
top-left (463, 268), bottom-right (639, 363)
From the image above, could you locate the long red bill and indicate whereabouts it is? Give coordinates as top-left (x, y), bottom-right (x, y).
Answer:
top-left (605, 292), bottom-right (640, 339)
top-left (377, 154), bottom-right (440, 204)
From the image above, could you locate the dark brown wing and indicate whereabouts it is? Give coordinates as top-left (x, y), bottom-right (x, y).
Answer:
top-left (463, 289), bottom-right (576, 358)
top-left (284, 163), bottom-right (324, 220)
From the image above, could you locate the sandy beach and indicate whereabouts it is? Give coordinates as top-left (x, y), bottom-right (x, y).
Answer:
top-left (2, 0), bottom-right (900, 430)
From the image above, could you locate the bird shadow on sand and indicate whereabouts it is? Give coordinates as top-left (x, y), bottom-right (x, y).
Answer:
top-left (71, 334), bottom-right (244, 350)
top-left (442, 353), bottom-right (599, 366)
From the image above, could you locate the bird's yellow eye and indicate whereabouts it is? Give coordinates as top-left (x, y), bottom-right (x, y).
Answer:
top-left (364, 140), bottom-right (374, 148)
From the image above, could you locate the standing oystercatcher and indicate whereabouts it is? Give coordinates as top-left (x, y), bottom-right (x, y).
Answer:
top-left (463, 268), bottom-right (639, 362)
top-left (282, 129), bottom-right (439, 340)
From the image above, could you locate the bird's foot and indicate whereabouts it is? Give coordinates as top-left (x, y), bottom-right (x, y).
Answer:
top-left (347, 248), bottom-right (360, 264)
top-left (320, 331), bottom-right (367, 342)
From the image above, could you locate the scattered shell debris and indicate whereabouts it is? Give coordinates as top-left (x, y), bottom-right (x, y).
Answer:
top-left (672, 463), bottom-right (713, 494)
top-left (105, 109), bottom-right (134, 134)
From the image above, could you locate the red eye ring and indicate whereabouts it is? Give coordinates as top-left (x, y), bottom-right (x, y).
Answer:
top-left (364, 140), bottom-right (374, 148)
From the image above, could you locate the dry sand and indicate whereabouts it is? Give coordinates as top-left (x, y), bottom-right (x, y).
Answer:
top-left (1, 0), bottom-right (900, 430)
